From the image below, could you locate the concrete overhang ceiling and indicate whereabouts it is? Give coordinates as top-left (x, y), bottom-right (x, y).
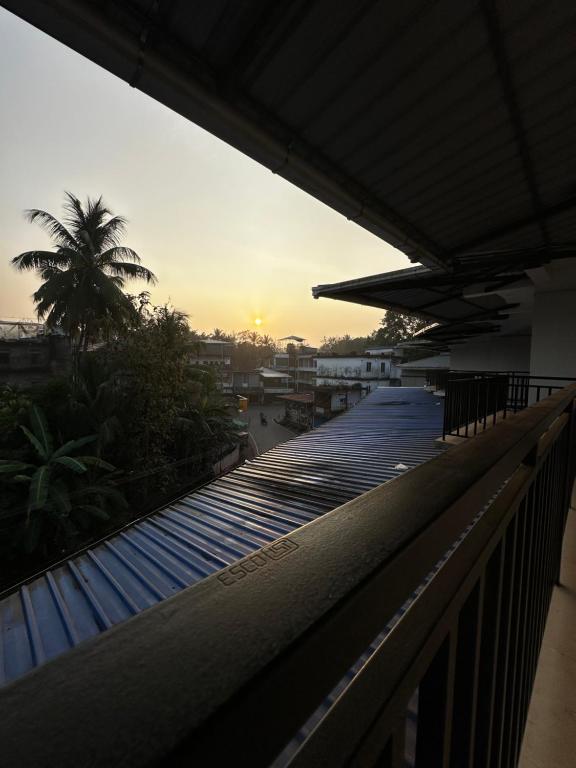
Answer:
top-left (313, 246), bottom-right (576, 345)
top-left (3, 0), bottom-right (576, 271)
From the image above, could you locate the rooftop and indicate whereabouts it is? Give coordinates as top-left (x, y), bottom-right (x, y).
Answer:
top-left (276, 393), bottom-right (314, 404)
top-left (0, 387), bottom-right (444, 687)
top-left (257, 367), bottom-right (293, 379)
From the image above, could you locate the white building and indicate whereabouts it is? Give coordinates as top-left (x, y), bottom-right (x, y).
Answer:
top-left (315, 353), bottom-right (402, 391)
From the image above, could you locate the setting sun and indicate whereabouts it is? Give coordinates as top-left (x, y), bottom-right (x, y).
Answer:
top-left (254, 317), bottom-right (262, 326)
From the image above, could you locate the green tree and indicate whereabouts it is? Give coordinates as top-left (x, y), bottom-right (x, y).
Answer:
top-left (95, 305), bottom-right (240, 473)
top-left (12, 192), bottom-right (157, 353)
top-left (369, 311), bottom-right (429, 346)
top-left (233, 330), bottom-right (277, 370)
top-left (319, 335), bottom-right (368, 355)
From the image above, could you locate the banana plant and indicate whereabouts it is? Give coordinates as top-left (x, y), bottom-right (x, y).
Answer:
top-left (0, 405), bottom-right (125, 551)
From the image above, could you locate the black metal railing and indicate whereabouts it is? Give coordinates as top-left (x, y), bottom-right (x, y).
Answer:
top-left (443, 371), bottom-right (576, 439)
top-left (1, 385), bottom-right (575, 768)
top-left (426, 369), bottom-right (448, 392)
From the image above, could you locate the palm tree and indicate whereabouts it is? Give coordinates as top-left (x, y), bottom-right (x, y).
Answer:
top-left (12, 192), bottom-right (157, 353)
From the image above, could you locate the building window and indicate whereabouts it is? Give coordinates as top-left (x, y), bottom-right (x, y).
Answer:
top-left (366, 361), bottom-right (372, 372)
top-left (30, 352), bottom-right (40, 366)
top-left (381, 362), bottom-right (386, 373)
top-left (0, 352), bottom-right (9, 366)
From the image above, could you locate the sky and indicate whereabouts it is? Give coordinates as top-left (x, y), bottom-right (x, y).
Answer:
top-left (0, 8), bottom-right (410, 345)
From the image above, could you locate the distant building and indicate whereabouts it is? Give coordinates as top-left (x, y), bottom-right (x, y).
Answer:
top-left (0, 334), bottom-right (70, 387)
top-left (315, 350), bottom-right (403, 391)
top-left (189, 338), bottom-right (234, 392)
top-left (277, 387), bottom-right (365, 430)
top-left (269, 336), bottom-right (318, 393)
top-left (398, 353), bottom-right (451, 388)
top-left (0, 320), bottom-right (46, 340)
top-left (294, 350), bottom-right (317, 391)
top-left (232, 367), bottom-right (293, 402)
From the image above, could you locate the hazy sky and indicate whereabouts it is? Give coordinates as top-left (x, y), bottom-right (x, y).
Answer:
top-left (0, 8), bottom-right (409, 344)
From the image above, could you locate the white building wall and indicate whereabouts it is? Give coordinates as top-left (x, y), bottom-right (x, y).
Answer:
top-left (450, 336), bottom-right (531, 372)
top-left (316, 356), bottom-right (390, 379)
top-left (530, 290), bottom-right (576, 378)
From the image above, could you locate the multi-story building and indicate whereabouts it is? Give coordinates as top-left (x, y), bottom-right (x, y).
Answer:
top-left (294, 351), bottom-right (317, 392)
top-left (232, 367), bottom-right (293, 402)
top-left (269, 336), bottom-right (318, 393)
top-left (315, 350), bottom-right (403, 391)
top-left (271, 341), bottom-right (403, 393)
top-left (188, 338), bottom-right (234, 392)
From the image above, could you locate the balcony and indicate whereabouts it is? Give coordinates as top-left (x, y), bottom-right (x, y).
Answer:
top-left (1, 382), bottom-right (574, 767)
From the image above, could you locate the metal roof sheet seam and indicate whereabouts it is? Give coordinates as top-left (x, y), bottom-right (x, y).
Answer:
top-left (0, 387), bottom-right (444, 687)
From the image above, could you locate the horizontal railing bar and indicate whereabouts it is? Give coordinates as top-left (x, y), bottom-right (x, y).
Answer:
top-left (448, 371), bottom-right (573, 381)
top-left (0, 386), bottom-right (574, 768)
top-left (536, 413), bottom-right (569, 459)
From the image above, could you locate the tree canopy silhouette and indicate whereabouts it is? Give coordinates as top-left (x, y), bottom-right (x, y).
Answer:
top-left (12, 193), bottom-right (156, 351)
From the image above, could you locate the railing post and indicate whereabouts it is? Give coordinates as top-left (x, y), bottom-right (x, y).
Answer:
top-left (415, 630), bottom-right (457, 768)
top-left (473, 543), bottom-right (505, 768)
top-left (450, 579), bottom-right (484, 765)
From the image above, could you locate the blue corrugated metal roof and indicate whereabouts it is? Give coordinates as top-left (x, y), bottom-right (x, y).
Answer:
top-left (0, 387), bottom-right (444, 688)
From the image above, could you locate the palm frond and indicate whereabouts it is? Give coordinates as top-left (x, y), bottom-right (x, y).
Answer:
top-left (99, 246), bottom-right (141, 264)
top-left (106, 261), bottom-right (157, 284)
top-left (99, 215), bottom-right (128, 248)
top-left (62, 192), bottom-right (87, 230)
top-left (11, 250), bottom-right (69, 272)
top-left (39, 265), bottom-right (65, 281)
top-left (24, 209), bottom-right (79, 250)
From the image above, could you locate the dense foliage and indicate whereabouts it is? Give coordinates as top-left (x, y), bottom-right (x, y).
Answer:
top-left (0, 308), bottom-right (243, 588)
top-left (2, 195), bottom-right (242, 590)
top-left (320, 311), bottom-right (430, 355)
